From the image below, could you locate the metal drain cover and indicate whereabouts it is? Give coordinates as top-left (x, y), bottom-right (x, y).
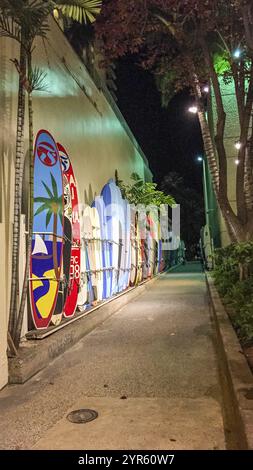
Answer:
top-left (67, 409), bottom-right (98, 424)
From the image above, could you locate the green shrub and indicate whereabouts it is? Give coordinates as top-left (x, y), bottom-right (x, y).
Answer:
top-left (213, 242), bottom-right (253, 344)
top-left (224, 278), bottom-right (253, 311)
top-left (214, 268), bottom-right (238, 297)
top-left (213, 244), bottom-right (239, 296)
top-left (231, 305), bottom-right (253, 344)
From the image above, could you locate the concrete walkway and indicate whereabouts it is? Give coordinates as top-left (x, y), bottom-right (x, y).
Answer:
top-left (0, 263), bottom-right (225, 450)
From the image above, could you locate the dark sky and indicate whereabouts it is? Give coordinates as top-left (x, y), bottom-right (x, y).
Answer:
top-left (115, 56), bottom-right (204, 193)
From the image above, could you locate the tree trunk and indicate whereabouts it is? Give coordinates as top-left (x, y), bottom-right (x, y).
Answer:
top-left (242, 3), bottom-right (253, 55)
top-left (14, 51), bottom-right (34, 347)
top-left (8, 40), bottom-right (26, 339)
top-left (192, 72), bottom-right (245, 242)
top-left (53, 213), bottom-right (59, 280)
top-left (236, 66), bottom-right (253, 223)
top-left (197, 109), bottom-right (245, 242)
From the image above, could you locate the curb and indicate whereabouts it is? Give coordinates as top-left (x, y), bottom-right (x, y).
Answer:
top-left (206, 272), bottom-right (253, 450)
top-left (8, 276), bottom-right (159, 384)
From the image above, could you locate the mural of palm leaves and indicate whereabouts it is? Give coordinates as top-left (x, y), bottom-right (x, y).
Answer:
top-left (34, 172), bottom-right (63, 279)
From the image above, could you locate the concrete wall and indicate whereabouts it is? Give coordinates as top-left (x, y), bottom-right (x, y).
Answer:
top-left (211, 79), bottom-right (240, 247)
top-left (0, 17), bottom-right (151, 388)
top-left (0, 224), bottom-right (8, 390)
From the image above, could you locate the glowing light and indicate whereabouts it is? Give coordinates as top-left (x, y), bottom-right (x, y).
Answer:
top-left (235, 141), bottom-right (242, 150)
top-left (188, 106), bottom-right (198, 114)
top-left (197, 156), bottom-right (203, 162)
top-left (235, 159), bottom-right (240, 165)
top-left (203, 86), bottom-right (209, 93)
top-left (233, 49), bottom-right (241, 59)
top-left (53, 8), bottom-right (59, 19)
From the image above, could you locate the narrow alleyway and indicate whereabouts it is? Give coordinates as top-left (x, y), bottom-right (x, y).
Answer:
top-left (0, 262), bottom-right (226, 450)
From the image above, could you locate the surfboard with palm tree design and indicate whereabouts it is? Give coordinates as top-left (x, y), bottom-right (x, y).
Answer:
top-left (29, 130), bottom-right (64, 329)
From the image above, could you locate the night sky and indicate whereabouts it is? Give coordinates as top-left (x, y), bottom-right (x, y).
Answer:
top-left (68, 23), bottom-right (205, 249)
top-left (115, 56), bottom-right (204, 193)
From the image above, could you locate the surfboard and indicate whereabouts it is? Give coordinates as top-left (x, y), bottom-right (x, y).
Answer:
top-left (140, 238), bottom-right (148, 280)
top-left (91, 206), bottom-right (103, 302)
top-left (51, 166), bottom-right (73, 325)
top-left (101, 180), bottom-right (120, 297)
top-left (29, 129), bottom-right (64, 329)
top-left (129, 208), bottom-right (138, 287)
top-left (77, 204), bottom-right (88, 311)
top-left (122, 198), bottom-right (131, 290)
top-left (52, 215), bottom-right (72, 325)
top-left (92, 196), bottom-right (111, 299)
top-left (147, 210), bottom-right (158, 277)
top-left (57, 143), bottom-right (81, 318)
top-left (146, 214), bottom-right (153, 278)
top-left (115, 185), bottom-right (126, 293)
top-left (158, 238), bottom-right (164, 272)
top-left (157, 219), bottom-right (165, 272)
top-left (138, 210), bottom-right (148, 281)
top-left (136, 219), bottom-right (143, 284)
top-left (152, 211), bottom-right (159, 275)
top-left (83, 206), bottom-right (97, 306)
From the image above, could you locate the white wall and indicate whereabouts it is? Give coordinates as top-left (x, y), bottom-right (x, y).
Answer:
top-left (0, 17), bottom-right (151, 388)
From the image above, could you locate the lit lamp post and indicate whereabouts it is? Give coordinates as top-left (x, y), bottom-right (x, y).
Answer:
top-left (196, 154), bottom-right (214, 269)
top-left (187, 103), bottom-right (210, 227)
top-left (196, 155), bottom-right (210, 228)
top-left (188, 95), bottom-right (215, 269)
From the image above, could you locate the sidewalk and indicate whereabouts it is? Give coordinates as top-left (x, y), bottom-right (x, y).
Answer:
top-left (0, 263), bottom-right (225, 449)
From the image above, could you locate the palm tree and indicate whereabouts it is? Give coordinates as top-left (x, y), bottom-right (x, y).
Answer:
top-left (0, 0), bottom-right (52, 342)
top-left (0, 0), bottom-right (102, 348)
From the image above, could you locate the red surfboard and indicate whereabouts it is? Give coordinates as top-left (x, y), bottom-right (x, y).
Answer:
top-left (58, 143), bottom-right (81, 317)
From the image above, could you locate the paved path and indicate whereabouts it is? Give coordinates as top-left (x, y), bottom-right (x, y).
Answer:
top-left (0, 263), bottom-right (225, 449)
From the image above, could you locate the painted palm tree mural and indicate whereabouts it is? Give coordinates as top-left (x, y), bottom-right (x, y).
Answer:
top-left (34, 173), bottom-right (63, 279)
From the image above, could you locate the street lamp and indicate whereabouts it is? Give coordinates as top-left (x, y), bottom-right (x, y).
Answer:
top-left (188, 105), bottom-right (198, 114)
top-left (197, 155), bottom-right (215, 269)
top-left (233, 48), bottom-right (242, 59)
top-left (197, 155), bottom-right (209, 228)
top-left (234, 141), bottom-right (242, 150)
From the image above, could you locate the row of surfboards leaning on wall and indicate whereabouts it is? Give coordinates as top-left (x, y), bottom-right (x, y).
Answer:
top-left (30, 129), bottom-right (171, 331)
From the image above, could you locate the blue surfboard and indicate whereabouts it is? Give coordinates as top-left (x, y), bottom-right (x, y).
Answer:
top-left (101, 179), bottom-right (120, 297)
top-left (29, 129), bottom-right (64, 329)
top-left (92, 196), bottom-right (111, 299)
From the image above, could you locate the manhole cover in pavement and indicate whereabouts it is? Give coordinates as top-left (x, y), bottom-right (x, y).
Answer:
top-left (67, 409), bottom-right (98, 424)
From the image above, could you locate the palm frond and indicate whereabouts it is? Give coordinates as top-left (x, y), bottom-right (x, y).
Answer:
top-left (28, 66), bottom-right (48, 92)
top-left (21, 0), bottom-right (52, 41)
top-left (0, 11), bottom-right (21, 42)
top-left (42, 180), bottom-right (54, 199)
top-left (33, 196), bottom-right (49, 203)
top-left (46, 210), bottom-right (52, 227)
top-left (34, 202), bottom-right (48, 217)
top-left (50, 173), bottom-right (58, 198)
top-left (54, 0), bottom-right (102, 24)
top-left (0, 0), bottom-right (52, 44)
top-left (57, 197), bottom-right (63, 213)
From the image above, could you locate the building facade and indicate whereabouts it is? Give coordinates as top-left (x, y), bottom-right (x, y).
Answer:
top-left (210, 78), bottom-right (240, 247)
top-left (0, 17), bottom-right (151, 389)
